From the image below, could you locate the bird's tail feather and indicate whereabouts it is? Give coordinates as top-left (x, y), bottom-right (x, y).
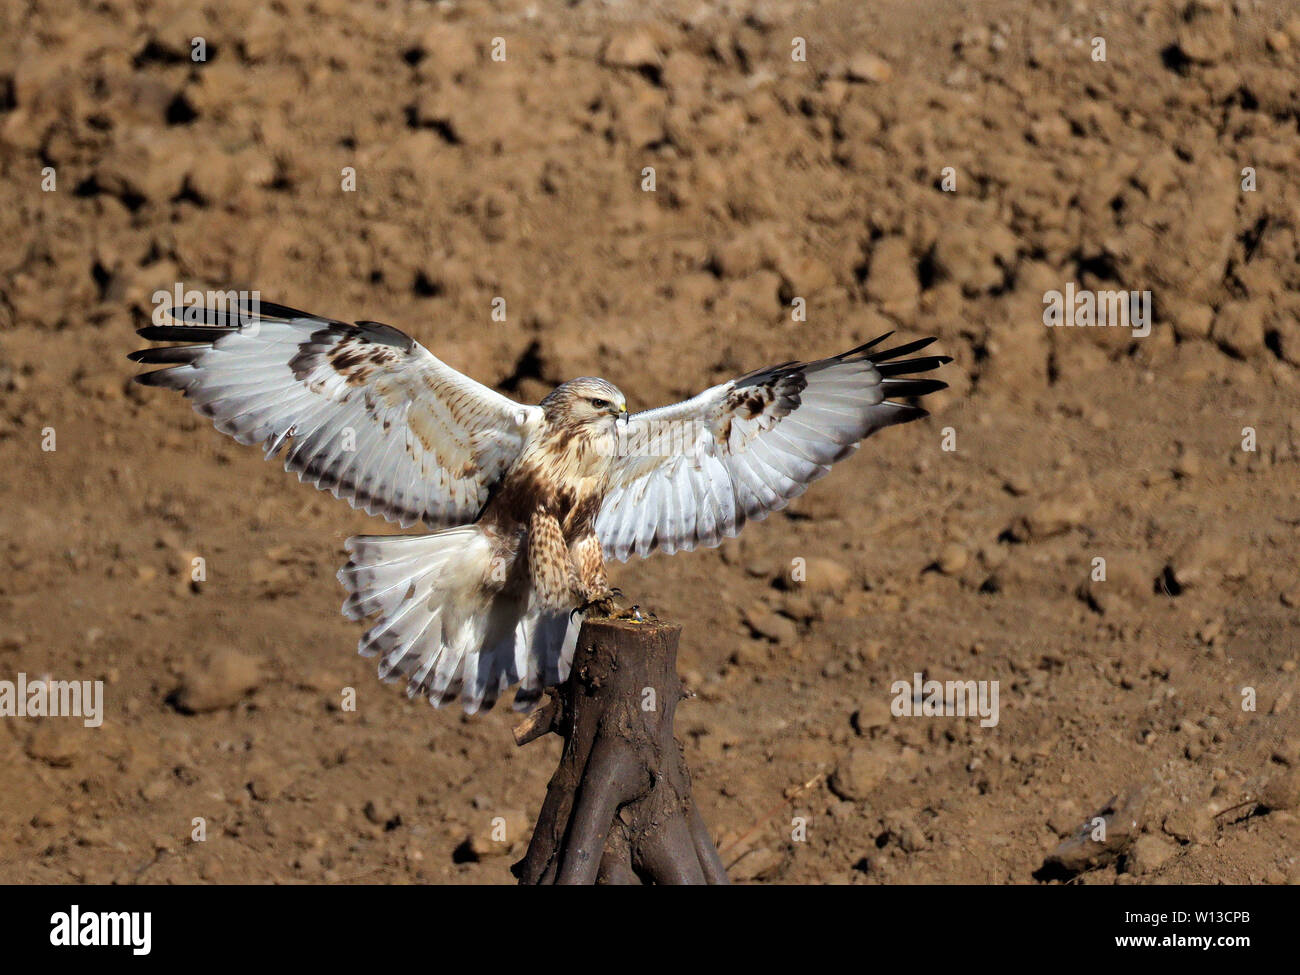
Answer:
top-left (338, 527), bottom-right (578, 713)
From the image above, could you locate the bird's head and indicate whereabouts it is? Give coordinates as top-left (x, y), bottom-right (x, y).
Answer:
top-left (541, 378), bottom-right (628, 466)
top-left (542, 377), bottom-right (627, 426)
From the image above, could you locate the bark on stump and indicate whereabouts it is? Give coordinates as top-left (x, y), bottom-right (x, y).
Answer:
top-left (513, 618), bottom-right (729, 885)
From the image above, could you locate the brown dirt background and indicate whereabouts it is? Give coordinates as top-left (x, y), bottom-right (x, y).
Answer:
top-left (1, 0), bottom-right (1298, 885)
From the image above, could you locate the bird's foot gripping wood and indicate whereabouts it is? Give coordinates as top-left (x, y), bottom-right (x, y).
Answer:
top-left (572, 588), bottom-right (646, 622)
top-left (512, 618), bottom-right (728, 885)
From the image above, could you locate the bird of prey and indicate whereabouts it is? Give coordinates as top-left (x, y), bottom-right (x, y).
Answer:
top-left (131, 300), bottom-right (950, 712)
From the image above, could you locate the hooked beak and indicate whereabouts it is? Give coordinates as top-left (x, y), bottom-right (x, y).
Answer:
top-left (616, 408), bottom-right (628, 424)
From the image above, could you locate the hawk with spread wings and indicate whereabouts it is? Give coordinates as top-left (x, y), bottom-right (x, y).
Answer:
top-left (131, 300), bottom-right (950, 712)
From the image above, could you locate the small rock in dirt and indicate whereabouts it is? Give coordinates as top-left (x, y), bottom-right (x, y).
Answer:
top-left (730, 845), bottom-right (784, 882)
top-left (1126, 834), bottom-right (1176, 875)
top-left (829, 745), bottom-right (893, 801)
top-left (937, 543), bottom-right (968, 575)
top-left (776, 254), bottom-right (836, 300)
top-left (1168, 301), bottom-right (1214, 341)
top-left (1175, 7), bottom-right (1233, 65)
top-left (1162, 806), bottom-right (1215, 845)
top-left (778, 589), bottom-right (818, 622)
top-left (171, 650), bottom-right (261, 713)
top-left (787, 555), bottom-right (853, 594)
top-left (743, 605), bottom-right (798, 644)
top-left (1011, 499), bottom-right (1090, 541)
top-left (601, 29), bottom-right (662, 71)
top-left (249, 766), bottom-right (294, 802)
top-left (1047, 800), bottom-right (1080, 837)
top-left (1261, 768), bottom-right (1300, 811)
top-left (1173, 447), bottom-right (1200, 479)
top-left (882, 809), bottom-right (927, 852)
top-left (363, 798), bottom-right (401, 828)
top-left (455, 809), bottom-right (529, 860)
top-left (929, 223), bottom-right (1015, 295)
top-left (852, 699), bottom-right (892, 735)
top-left (26, 725), bottom-right (83, 767)
top-left (844, 53), bottom-right (893, 83)
top-left (31, 803), bottom-right (69, 829)
top-left (1211, 299), bottom-right (1268, 358)
top-left (1041, 786), bottom-right (1145, 876)
top-left (139, 775), bottom-right (172, 802)
top-left (1164, 533), bottom-right (1248, 592)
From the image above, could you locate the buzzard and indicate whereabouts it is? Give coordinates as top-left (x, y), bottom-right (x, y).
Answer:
top-left (131, 300), bottom-right (950, 712)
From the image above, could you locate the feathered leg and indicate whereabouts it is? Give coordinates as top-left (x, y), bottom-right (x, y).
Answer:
top-left (529, 511), bottom-right (577, 610)
top-left (570, 532), bottom-right (640, 620)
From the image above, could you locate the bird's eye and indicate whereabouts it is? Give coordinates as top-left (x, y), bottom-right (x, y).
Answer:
top-left (590, 398), bottom-right (609, 409)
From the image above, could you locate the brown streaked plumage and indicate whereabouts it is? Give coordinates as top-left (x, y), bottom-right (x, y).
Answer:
top-left (130, 299), bottom-right (950, 712)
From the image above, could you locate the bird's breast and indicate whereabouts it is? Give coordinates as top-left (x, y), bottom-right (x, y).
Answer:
top-left (484, 431), bottom-right (610, 535)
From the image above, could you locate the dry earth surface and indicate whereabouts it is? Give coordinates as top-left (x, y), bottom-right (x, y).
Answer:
top-left (1, 0), bottom-right (1298, 884)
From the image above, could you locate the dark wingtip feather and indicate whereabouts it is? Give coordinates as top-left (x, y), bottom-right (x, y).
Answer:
top-left (875, 354), bottom-right (952, 377)
top-left (135, 299), bottom-right (315, 341)
top-left (878, 403), bottom-right (930, 427)
top-left (133, 367), bottom-right (186, 388)
top-left (249, 300), bottom-right (315, 321)
top-left (839, 332), bottom-right (896, 359)
top-left (135, 324), bottom-right (235, 342)
top-left (127, 346), bottom-right (204, 364)
top-left (868, 335), bottom-right (939, 362)
top-left (882, 377), bottom-right (949, 398)
top-left (150, 304), bottom-right (242, 327)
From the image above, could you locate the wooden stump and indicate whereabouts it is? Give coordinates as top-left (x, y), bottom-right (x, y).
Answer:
top-left (512, 618), bottom-right (729, 885)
